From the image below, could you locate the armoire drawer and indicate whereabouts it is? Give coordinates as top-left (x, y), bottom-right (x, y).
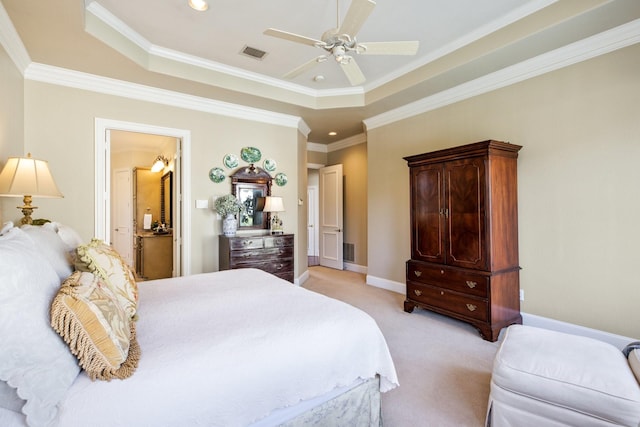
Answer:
top-left (406, 282), bottom-right (489, 322)
top-left (406, 261), bottom-right (489, 298)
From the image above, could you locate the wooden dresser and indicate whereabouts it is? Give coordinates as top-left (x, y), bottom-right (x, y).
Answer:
top-left (404, 140), bottom-right (522, 341)
top-left (219, 234), bottom-right (294, 283)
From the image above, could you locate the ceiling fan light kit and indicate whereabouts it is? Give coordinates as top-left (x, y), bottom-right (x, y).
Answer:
top-left (264, 0), bottom-right (419, 86)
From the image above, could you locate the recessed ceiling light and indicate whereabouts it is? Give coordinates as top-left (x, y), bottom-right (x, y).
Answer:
top-left (328, 131), bottom-right (337, 136)
top-left (313, 75), bottom-right (325, 82)
top-left (188, 0), bottom-right (209, 11)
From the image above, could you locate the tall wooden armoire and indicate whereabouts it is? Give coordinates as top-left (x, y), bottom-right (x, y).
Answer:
top-left (404, 140), bottom-right (522, 341)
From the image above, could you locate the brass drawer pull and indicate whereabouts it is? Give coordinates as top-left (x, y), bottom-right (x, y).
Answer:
top-left (413, 289), bottom-right (422, 297)
top-left (414, 271), bottom-right (422, 277)
top-left (466, 304), bottom-right (477, 312)
top-left (466, 280), bottom-right (477, 289)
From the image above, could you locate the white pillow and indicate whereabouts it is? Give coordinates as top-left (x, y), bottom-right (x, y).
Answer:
top-left (21, 224), bottom-right (74, 281)
top-left (48, 221), bottom-right (84, 252)
top-left (0, 227), bottom-right (80, 426)
top-left (0, 221), bottom-right (14, 236)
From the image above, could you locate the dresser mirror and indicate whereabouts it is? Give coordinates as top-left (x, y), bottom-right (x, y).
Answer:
top-left (230, 165), bottom-right (272, 230)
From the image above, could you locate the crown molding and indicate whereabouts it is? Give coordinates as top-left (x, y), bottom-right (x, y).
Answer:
top-left (364, 18), bottom-right (640, 131)
top-left (327, 133), bottom-right (366, 152)
top-left (0, 1), bottom-right (31, 73)
top-left (24, 63), bottom-right (308, 133)
top-left (85, 2), bottom-right (363, 104)
top-left (307, 142), bottom-right (327, 153)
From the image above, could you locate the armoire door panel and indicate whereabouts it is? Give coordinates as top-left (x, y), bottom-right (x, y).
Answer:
top-left (445, 159), bottom-right (487, 270)
top-left (411, 165), bottom-right (444, 263)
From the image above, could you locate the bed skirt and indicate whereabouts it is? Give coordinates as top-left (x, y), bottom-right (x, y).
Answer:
top-left (252, 376), bottom-right (382, 427)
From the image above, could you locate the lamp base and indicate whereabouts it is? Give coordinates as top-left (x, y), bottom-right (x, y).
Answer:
top-left (17, 195), bottom-right (36, 225)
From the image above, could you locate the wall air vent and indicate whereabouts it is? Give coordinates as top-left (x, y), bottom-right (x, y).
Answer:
top-left (344, 243), bottom-right (355, 262)
top-left (240, 45), bottom-right (268, 60)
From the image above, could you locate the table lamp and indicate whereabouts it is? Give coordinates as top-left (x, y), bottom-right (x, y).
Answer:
top-left (0, 153), bottom-right (63, 225)
top-left (263, 196), bottom-right (284, 235)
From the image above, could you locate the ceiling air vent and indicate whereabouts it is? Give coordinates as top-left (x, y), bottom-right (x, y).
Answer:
top-left (240, 45), bottom-right (267, 60)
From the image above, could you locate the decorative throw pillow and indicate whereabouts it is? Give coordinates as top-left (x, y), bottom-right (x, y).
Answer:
top-left (51, 271), bottom-right (140, 381)
top-left (74, 239), bottom-right (138, 319)
top-left (0, 226), bottom-right (80, 426)
top-left (628, 349), bottom-right (640, 384)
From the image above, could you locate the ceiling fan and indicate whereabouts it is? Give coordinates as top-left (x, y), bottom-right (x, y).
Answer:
top-left (264, 0), bottom-right (419, 86)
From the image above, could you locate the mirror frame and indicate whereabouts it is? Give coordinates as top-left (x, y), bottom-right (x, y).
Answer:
top-left (160, 171), bottom-right (173, 228)
top-left (230, 165), bottom-right (272, 230)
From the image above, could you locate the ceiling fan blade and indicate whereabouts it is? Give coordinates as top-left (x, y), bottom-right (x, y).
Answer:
top-left (340, 58), bottom-right (366, 86)
top-left (357, 41), bottom-right (419, 55)
top-left (338, 0), bottom-right (376, 37)
top-left (264, 28), bottom-right (323, 47)
top-left (284, 56), bottom-right (327, 79)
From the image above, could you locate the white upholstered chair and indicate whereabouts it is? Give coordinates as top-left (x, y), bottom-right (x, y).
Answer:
top-left (486, 325), bottom-right (640, 427)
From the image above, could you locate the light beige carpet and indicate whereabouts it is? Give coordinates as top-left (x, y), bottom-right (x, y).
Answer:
top-left (302, 266), bottom-right (501, 427)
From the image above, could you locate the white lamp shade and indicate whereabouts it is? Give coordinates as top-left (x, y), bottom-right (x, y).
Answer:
top-left (262, 196), bottom-right (284, 212)
top-left (0, 156), bottom-right (63, 198)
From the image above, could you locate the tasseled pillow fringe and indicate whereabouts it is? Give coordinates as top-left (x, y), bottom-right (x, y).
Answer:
top-left (51, 299), bottom-right (140, 381)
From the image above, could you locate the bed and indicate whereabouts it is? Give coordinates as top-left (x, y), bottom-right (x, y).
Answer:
top-left (0, 222), bottom-right (398, 427)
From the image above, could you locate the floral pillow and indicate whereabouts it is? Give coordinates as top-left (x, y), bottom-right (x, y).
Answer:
top-left (51, 271), bottom-right (140, 381)
top-left (74, 239), bottom-right (138, 319)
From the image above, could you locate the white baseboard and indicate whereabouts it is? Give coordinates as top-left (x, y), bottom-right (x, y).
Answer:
top-left (366, 274), bottom-right (405, 294)
top-left (522, 313), bottom-right (636, 350)
top-left (365, 274), bottom-right (636, 349)
top-left (295, 269), bottom-right (310, 286)
top-left (344, 262), bottom-right (367, 274)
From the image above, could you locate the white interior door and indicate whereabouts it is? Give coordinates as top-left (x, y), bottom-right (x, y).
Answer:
top-left (319, 164), bottom-right (343, 270)
top-left (307, 185), bottom-right (319, 257)
top-left (113, 168), bottom-right (133, 267)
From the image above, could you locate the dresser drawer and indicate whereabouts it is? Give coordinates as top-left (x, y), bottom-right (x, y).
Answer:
top-left (229, 246), bottom-right (293, 265)
top-left (407, 261), bottom-right (488, 298)
top-left (232, 258), bottom-right (293, 275)
top-left (229, 236), bottom-right (265, 250)
top-left (406, 282), bottom-right (488, 322)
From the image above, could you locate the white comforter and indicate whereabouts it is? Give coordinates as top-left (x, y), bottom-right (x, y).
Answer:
top-left (54, 268), bottom-right (398, 427)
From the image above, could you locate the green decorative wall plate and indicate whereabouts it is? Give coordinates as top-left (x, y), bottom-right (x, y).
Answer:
top-left (240, 147), bottom-right (261, 163)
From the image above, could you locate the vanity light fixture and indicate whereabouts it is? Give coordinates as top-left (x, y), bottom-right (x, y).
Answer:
top-left (0, 153), bottom-right (63, 225)
top-left (151, 155), bottom-right (169, 173)
top-left (188, 0), bottom-right (209, 11)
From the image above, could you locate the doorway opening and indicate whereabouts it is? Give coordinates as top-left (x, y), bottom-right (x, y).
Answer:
top-left (94, 118), bottom-right (192, 276)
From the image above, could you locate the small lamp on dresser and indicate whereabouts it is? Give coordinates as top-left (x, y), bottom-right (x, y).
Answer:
top-left (263, 196), bottom-right (284, 235)
top-left (0, 153), bottom-right (63, 225)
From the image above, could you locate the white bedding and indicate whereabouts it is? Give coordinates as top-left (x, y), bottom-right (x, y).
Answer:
top-left (49, 268), bottom-right (398, 427)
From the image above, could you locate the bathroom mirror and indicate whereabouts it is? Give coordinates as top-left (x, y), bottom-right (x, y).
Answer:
top-left (230, 165), bottom-right (272, 230)
top-left (160, 171), bottom-right (173, 228)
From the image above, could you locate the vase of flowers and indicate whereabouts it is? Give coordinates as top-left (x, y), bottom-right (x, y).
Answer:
top-left (215, 194), bottom-right (245, 237)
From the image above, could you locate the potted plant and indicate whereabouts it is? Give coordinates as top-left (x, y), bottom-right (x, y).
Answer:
top-left (215, 194), bottom-right (246, 236)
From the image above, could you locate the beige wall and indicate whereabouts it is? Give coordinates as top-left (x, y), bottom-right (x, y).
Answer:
top-left (307, 149), bottom-right (327, 166)
top-left (328, 143), bottom-right (368, 266)
top-left (0, 44), bottom-right (24, 224)
top-left (367, 43), bottom-right (640, 338)
top-left (17, 80), bottom-right (303, 278)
